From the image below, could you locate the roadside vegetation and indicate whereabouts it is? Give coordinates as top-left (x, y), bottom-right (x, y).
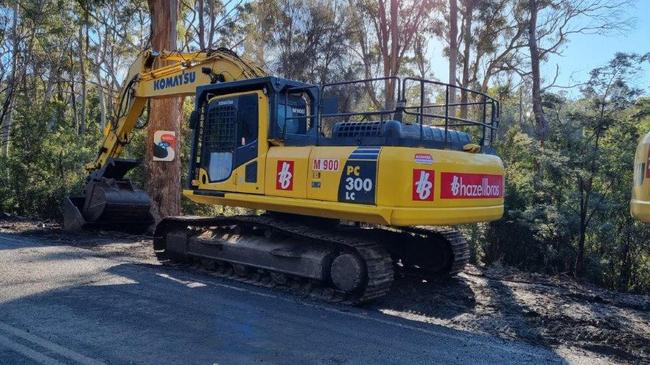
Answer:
top-left (0, 0), bottom-right (649, 294)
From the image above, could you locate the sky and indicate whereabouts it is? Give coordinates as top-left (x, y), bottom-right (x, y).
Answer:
top-left (426, 1), bottom-right (650, 95)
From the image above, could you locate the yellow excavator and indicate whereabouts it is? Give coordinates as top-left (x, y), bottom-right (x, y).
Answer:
top-left (632, 132), bottom-right (650, 221)
top-left (64, 48), bottom-right (504, 303)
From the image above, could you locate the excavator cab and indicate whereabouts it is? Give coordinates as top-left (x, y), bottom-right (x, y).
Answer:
top-left (186, 77), bottom-right (318, 196)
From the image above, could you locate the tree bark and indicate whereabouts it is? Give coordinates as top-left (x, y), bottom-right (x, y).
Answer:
top-left (208, 0), bottom-right (216, 48)
top-left (78, 10), bottom-right (87, 135)
top-left (197, 0), bottom-right (205, 49)
top-left (448, 0), bottom-right (458, 116)
top-left (528, 0), bottom-right (547, 142)
top-left (618, 221), bottom-right (631, 290)
top-left (459, 0), bottom-right (473, 119)
top-left (1, 3), bottom-right (19, 157)
top-left (69, 66), bottom-right (78, 132)
top-left (575, 190), bottom-right (587, 277)
top-left (146, 0), bottom-right (183, 220)
top-left (387, 0), bottom-right (399, 109)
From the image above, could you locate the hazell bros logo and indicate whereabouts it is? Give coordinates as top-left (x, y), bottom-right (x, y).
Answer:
top-left (440, 173), bottom-right (503, 199)
top-left (412, 169), bottom-right (434, 201)
top-left (276, 160), bottom-right (294, 190)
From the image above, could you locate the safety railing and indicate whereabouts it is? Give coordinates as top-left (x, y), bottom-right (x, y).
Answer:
top-left (400, 77), bottom-right (499, 147)
top-left (281, 76), bottom-right (499, 149)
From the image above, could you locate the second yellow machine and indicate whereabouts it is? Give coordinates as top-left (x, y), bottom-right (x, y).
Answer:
top-left (632, 131), bottom-right (650, 222)
top-left (65, 49), bottom-right (504, 303)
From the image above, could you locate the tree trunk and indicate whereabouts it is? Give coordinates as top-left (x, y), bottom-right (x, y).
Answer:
top-left (528, 0), bottom-right (547, 142)
top-left (1, 3), bottom-right (19, 157)
top-left (575, 184), bottom-right (588, 277)
top-left (575, 216), bottom-right (586, 277)
top-left (618, 223), bottom-right (631, 291)
top-left (459, 0), bottom-right (472, 119)
top-left (448, 0), bottom-right (458, 117)
top-left (208, 0), bottom-right (216, 48)
top-left (387, 0), bottom-right (399, 109)
top-left (146, 0), bottom-right (182, 220)
top-left (78, 12), bottom-right (87, 135)
top-left (95, 66), bottom-right (107, 129)
top-left (197, 0), bottom-right (205, 49)
top-left (69, 72), bottom-right (78, 132)
top-left (518, 86), bottom-right (524, 125)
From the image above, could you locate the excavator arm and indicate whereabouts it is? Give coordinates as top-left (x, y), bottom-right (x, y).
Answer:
top-left (64, 48), bottom-right (267, 231)
top-left (89, 48), bottom-right (266, 173)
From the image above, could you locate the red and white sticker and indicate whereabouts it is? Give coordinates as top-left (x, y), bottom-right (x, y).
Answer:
top-left (415, 153), bottom-right (433, 165)
top-left (412, 169), bottom-right (434, 201)
top-left (440, 173), bottom-right (503, 199)
top-left (312, 158), bottom-right (340, 172)
top-left (276, 160), bottom-right (294, 190)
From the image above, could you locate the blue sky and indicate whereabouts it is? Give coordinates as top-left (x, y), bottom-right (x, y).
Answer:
top-left (544, 1), bottom-right (650, 92)
top-left (426, 1), bottom-right (650, 95)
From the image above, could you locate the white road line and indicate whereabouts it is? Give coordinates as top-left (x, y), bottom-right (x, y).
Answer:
top-left (0, 322), bottom-right (106, 365)
top-left (0, 333), bottom-right (66, 365)
top-left (156, 273), bottom-right (207, 288)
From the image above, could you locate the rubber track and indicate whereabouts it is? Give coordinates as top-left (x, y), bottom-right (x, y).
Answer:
top-left (398, 226), bottom-right (470, 275)
top-left (154, 215), bottom-right (394, 304)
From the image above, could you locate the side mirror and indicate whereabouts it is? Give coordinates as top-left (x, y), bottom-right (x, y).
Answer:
top-left (189, 110), bottom-right (199, 129)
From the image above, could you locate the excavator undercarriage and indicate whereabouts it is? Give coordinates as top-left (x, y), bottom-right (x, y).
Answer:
top-left (154, 214), bottom-right (469, 304)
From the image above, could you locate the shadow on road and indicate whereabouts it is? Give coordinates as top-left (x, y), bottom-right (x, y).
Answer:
top-left (0, 226), bottom-right (149, 249)
top-left (0, 241), bottom-right (571, 365)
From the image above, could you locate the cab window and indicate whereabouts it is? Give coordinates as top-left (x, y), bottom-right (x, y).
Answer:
top-left (277, 94), bottom-right (309, 136)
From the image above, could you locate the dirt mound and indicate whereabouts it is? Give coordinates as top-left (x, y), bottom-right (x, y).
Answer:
top-left (377, 265), bottom-right (650, 363)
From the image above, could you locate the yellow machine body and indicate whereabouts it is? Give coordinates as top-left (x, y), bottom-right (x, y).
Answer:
top-left (183, 86), bottom-right (504, 227)
top-left (185, 145), bottom-right (504, 226)
top-left (67, 47), bottom-right (504, 232)
top-left (631, 131), bottom-right (650, 221)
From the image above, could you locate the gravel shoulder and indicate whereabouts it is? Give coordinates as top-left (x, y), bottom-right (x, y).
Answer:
top-left (1, 218), bottom-right (649, 364)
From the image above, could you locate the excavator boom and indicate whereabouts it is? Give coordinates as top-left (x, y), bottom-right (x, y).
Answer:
top-left (64, 49), bottom-right (266, 231)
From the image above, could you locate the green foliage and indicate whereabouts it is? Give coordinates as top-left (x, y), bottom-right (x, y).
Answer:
top-left (0, 98), bottom-right (96, 218)
top-left (472, 54), bottom-right (650, 293)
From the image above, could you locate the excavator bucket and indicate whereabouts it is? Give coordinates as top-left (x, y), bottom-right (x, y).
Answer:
top-left (63, 158), bottom-right (153, 233)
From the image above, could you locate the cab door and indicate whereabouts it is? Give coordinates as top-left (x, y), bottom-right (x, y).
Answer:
top-left (198, 90), bottom-right (267, 194)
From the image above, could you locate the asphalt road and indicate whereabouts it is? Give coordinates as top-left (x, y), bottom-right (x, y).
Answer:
top-left (0, 233), bottom-right (572, 365)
